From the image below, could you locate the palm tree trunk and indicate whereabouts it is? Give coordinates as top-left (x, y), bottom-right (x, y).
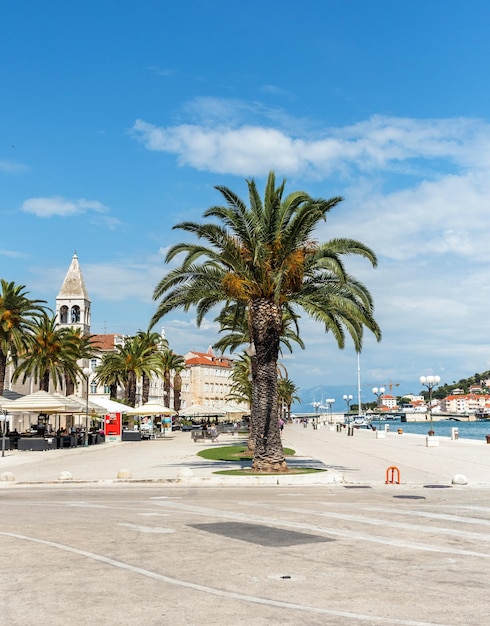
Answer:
top-left (142, 372), bottom-right (150, 404)
top-left (0, 352), bottom-right (6, 396)
top-left (250, 300), bottom-right (287, 472)
top-left (110, 383), bottom-right (117, 400)
top-left (173, 372), bottom-right (182, 412)
top-left (164, 371), bottom-right (171, 407)
top-left (126, 371), bottom-right (137, 407)
top-left (40, 372), bottom-right (50, 392)
top-left (65, 372), bottom-right (75, 396)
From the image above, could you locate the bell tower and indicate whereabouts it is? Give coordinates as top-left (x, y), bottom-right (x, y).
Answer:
top-left (56, 253), bottom-right (91, 335)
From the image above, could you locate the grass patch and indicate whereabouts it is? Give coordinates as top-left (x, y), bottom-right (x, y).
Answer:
top-left (197, 445), bottom-right (295, 462)
top-left (214, 468), bottom-right (326, 476)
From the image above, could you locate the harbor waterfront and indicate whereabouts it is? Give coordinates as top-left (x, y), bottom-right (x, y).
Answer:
top-left (381, 418), bottom-right (490, 441)
top-left (293, 413), bottom-right (490, 442)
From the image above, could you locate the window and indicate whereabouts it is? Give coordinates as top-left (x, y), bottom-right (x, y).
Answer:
top-left (59, 306), bottom-right (68, 324)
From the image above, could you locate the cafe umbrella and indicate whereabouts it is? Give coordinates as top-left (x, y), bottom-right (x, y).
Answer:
top-left (1, 390), bottom-right (87, 435)
top-left (126, 403), bottom-right (176, 435)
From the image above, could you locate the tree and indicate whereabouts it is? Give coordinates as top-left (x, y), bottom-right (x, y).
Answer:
top-left (64, 328), bottom-right (98, 396)
top-left (135, 330), bottom-right (167, 404)
top-left (94, 335), bottom-right (163, 407)
top-left (12, 314), bottom-right (80, 391)
top-left (0, 279), bottom-right (47, 395)
top-left (160, 349), bottom-right (185, 408)
top-left (95, 352), bottom-right (125, 401)
top-left (172, 362), bottom-right (186, 413)
top-left (278, 378), bottom-right (301, 422)
top-left (150, 171), bottom-right (381, 472)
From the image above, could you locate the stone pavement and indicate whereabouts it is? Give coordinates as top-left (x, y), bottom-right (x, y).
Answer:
top-left (1, 423), bottom-right (489, 487)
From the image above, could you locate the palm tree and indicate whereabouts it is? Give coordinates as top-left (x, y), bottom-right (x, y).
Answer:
top-left (64, 328), bottom-right (98, 396)
top-left (159, 349), bottom-right (185, 408)
top-left (101, 336), bottom-right (163, 407)
top-left (150, 171), bottom-right (381, 472)
top-left (172, 362), bottom-right (186, 413)
top-left (135, 330), bottom-right (167, 404)
top-left (277, 378), bottom-right (301, 422)
top-left (0, 279), bottom-right (47, 395)
top-left (95, 352), bottom-right (125, 401)
top-left (12, 314), bottom-right (80, 391)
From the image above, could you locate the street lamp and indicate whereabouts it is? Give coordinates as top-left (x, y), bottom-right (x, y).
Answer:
top-left (419, 375), bottom-right (440, 434)
top-left (325, 398), bottom-right (335, 425)
top-left (372, 386), bottom-right (385, 430)
top-left (0, 408), bottom-right (7, 458)
top-left (343, 394), bottom-right (353, 423)
top-left (312, 401), bottom-right (321, 429)
top-left (83, 367), bottom-right (91, 446)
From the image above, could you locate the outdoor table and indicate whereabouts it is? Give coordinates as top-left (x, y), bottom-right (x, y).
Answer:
top-left (121, 430), bottom-right (141, 441)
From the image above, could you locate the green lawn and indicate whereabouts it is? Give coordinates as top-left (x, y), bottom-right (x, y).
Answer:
top-left (197, 445), bottom-right (327, 476)
top-left (197, 445), bottom-right (295, 462)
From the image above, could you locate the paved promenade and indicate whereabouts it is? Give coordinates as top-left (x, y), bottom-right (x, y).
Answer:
top-left (1, 425), bottom-right (490, 625)
top-left (1, 423), bottom-right (489, 487)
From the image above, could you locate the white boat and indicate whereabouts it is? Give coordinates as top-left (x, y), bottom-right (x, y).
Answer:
top-left (351, 416), bottom-right (372, 427)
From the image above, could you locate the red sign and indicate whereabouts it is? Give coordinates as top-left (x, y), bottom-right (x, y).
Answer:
top-left (104, 412), bottom-right (121, 437)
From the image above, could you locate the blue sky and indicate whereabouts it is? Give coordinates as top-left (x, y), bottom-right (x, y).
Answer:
top-left (2, 1), bottom-right (490, 402)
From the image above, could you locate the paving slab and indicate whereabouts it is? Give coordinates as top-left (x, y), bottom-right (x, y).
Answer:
top-left (0, 423), bottom-right (489, 487)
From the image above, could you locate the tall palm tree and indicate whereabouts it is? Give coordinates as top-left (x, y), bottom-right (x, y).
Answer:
top-left (150, 171), bottom-right (381, 472)
top-left (0, 279), bottom-right (47, 395)
top-left (172, 362), bottom-right (186, 413)
top-left (64, 328), bottom-right (98, 396)
top-left (12, 314), bottom-right (80, 391)
top-left (97, 336), bottom-right (163, 407)
top-left (159, 349), bottom-right (185, 408)
top-left (135, 330), bottom-right (167, 404)
top-left (277, 378), bottom-right (301, 422)
top-left (95, 352), bottom-right (125, 401)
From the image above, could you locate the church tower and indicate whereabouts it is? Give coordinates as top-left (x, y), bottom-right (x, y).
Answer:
top-left (56, 253), bottom-right (91, 335)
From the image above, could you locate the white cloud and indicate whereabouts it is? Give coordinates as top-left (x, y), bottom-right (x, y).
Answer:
top-left (19, 196), bottom-right (110, 218)
top-left (0, 248), bottom-right (29, 259)
top-left (130, 109), bottom-right (490, 179)
top-left (0, 160), bottom-right (28, 173)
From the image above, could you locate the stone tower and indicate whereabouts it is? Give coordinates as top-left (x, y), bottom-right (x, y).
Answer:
top-left (56, 253), bottom-right (91, 335)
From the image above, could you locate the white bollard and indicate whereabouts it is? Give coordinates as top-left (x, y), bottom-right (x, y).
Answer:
top-left (376, 430), bottom-right (386, 439)
top-left (452, 474), bottom-right (468, 485)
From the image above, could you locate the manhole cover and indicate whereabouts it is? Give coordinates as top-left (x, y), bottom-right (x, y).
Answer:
top-left (189, 522), bottom-right (334, 547)
top-left (393, 495), bottom-right (426, 500)
top-left (423, 485), bottom-right (452, 489)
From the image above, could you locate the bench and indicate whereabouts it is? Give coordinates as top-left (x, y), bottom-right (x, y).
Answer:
top-left (191, 429), bottom-right (219, 442)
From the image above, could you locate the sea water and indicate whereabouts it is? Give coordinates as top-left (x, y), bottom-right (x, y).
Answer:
top-left (379, 418), bottom-right (490, 441)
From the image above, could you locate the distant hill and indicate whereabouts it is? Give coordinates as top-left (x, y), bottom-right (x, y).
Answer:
top-left (292, 371), bottom-right (490, 412)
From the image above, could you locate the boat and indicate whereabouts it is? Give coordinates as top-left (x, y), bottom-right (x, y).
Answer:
top-left (351, 416), bottom-right (372, 428)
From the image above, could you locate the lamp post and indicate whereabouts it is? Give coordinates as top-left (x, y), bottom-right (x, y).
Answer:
top-left (325, 398), bottom-right (335, 425)
top-left (0, 408), bottom-right (7, 457)
top-left (419, 375), bottom-right (440, 435)
top-left (372, 386), bottom-right (385, 430)
top-left (343, 394), bottom-right (353, 423)
top-left (312, 401), bottom-right (321, 429)
top-left (83, 367), bottom-right (91, 446)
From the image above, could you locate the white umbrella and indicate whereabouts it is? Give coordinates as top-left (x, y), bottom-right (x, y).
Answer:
top-left (88, 396), bottom-right (129, 413)
top-left (1, 390), bottom-right (83, 414)
top-left (180, 404), bottom-right (226, 417)
top-left (126, 403), bottom-right (175, 415)
top-left (222, 403), bottom-right (249, 415)
top-left (66, 394), bottom-right (106, 413)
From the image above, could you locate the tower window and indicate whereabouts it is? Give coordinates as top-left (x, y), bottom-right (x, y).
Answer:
top-left (60, 306), bottom-right (68, 324)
